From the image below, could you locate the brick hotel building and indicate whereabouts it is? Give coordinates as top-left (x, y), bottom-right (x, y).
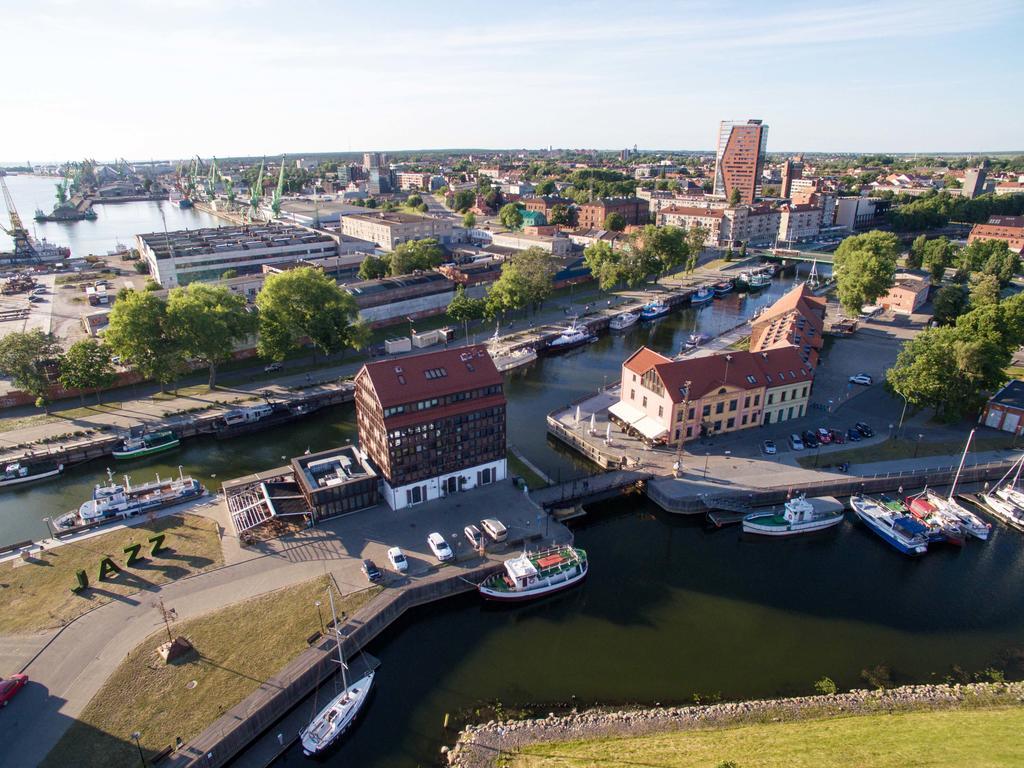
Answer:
top-left (354, 346), bottom-right (507, 510)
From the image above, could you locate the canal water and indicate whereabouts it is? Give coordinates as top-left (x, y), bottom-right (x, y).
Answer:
top-left (4, 185), bottom-right (1016, 766)
top-left (0, 173), bottom-right (222, 257)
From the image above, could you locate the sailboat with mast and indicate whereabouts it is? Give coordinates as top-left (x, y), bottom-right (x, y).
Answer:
top-left (977, 452), bottom-right (1024, 532)
top-left (300, 587), bottom-right (376, 757)
top-left (928, 429), bottom-right (991, 540)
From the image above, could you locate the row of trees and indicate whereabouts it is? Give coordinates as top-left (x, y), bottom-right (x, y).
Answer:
top-left (0, 268), bottom-right (367, 407)
top-left (888, 191), bottom-right (1024, 231)
top-left (446, 248), bottom-right (557, 334)
top-left (358, 239), bottom-right (445, 280)
top-left (581, 224), bottom-right (706, 290)
top-left (888, 290), bottom-right (1024, 420)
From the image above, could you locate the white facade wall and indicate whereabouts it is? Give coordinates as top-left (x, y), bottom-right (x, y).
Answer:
top-left (381, 458), bottom-right (507, 510)
top-left (489, 232), bottom-right (571, 256)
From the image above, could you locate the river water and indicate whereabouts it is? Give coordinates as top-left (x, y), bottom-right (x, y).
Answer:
top-left (3, 179), bottom-right (1022, 766)
top-left (0, 173), bottom-right (222, 257)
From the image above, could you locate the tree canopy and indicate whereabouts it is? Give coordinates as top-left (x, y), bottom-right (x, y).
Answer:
top-left (255, 267), bottom-right (366, 361)
top-left (105, 290), bottom-right (184, 393)
top-left (358, 254), bottom-right (389, 280)
top-left (388, 238), bottom-right (444, 276)
top-left (0, 330), bottom-right (62, 408)
top-left (59, 339), bottom-right (116, 404)
top-left (833, 230), bottom-right (900, 315)
top-left (166, 283), bottom-right (256, 388)
top-left (499, 203), bottom-right (523, 230)
top-left (604, 212), bottom-right (626, 232)
top-left (486, 248), bottom-right (555, 316)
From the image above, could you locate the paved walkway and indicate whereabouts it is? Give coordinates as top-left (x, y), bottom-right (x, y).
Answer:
top-left (0, 480), bottom-right (551, 768)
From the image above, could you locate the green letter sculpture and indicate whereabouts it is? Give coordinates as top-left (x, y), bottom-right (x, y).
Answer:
top-left (72, 568), bottom-right (89, 593)
top-left (148, 533), bottom-right (166, 556)
top-left (123, 542), bottom-right (143, 566)
top-left (98, 556), bottom-right (121, 581)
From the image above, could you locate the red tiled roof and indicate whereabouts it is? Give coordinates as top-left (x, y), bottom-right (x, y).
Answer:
top-left (357, 344), bottom-right (502, 408)
top-left (748, 284), bottom-right (826, 362)
top-left (623, 347), bottom-right (672, 375)
top-left (649, 346), bottom-right (813, 403)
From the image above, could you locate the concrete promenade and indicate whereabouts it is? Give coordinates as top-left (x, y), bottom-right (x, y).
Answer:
top-left (0, 480), bottom-right (559, 768)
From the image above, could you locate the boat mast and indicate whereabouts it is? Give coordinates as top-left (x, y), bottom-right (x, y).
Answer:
top-left (327, 586), bottom-right (348, 694)
top-left (948, 429), bottom-right (975, 500)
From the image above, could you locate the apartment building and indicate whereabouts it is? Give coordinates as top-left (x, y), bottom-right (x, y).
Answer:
top-left (136, 224), bottom-right (338, 288)
top-left (576, 197), bottom-right (647, 229)
top-left (713, 119), bottom-right (768, 204)
top-left (340, 212), bottom-right (454, 251)
top-left (610, 345), bottom-right (813, 444)
top-left (354, 345), bottom-right (507, 510)
top-left (656, 206), bottom-right (727, 246)
top-left (778, 203), bottom-right (823, 243)
top-left (967, 215), bottom-right (1024, 254)
top-left (490, 230), bottom-right (571, 256)
top-left (396, 172), bottom-right (434, 191)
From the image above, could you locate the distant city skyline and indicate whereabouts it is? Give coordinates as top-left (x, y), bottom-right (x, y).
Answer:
top-left (4, 0), bottom-right (1023, 161)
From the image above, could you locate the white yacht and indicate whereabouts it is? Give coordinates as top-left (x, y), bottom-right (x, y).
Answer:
top-left (609, 311), bottom-right (639, 330)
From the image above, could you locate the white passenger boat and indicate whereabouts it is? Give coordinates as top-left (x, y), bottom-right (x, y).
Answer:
top-left (489, 345), bottom-right (537, 373)
top-left (478, 546), bottom-right (588, 602)
top-left (742, 495), bottom-right (844, 536)
top-left (0, 460), bottom-right (64, 488)
top-left (546, 321), bottom-right (597, 352)
top-left (300, 588), bottom-right (375, 756)
top-left (55, 467), bottom-right (204, 529)
top-left (609, 311), bottom-right (639, 330)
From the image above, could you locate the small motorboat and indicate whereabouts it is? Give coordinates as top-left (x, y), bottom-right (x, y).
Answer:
top-left (684, 333), bottom-right (708, 350)
top-left (609, 311), bottom-right (640, 330)
top-left (713, 281), bottom-right (733, 297)
top-left (690, 286), bottom-right (714, 305)
top-left (639, 301), bottom-right (670, 321)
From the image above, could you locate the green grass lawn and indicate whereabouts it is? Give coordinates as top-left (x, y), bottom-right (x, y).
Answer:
top-left (507, 450), bottom-right (550, 490)
top-left (727, 335), bottom-right (751, 350)
top-left (510, 706), bottom-right (1024, 768)
top-left (796, 435), bottom-right (1017, 469)
top-left (42, 578), bottom-right (381, 768)
top-left (0, 513), bottom-right (223, 633)
top-left (1005, 365), bottom-right (1024, 380)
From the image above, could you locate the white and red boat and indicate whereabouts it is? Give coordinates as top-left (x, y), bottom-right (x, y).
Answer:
top-left (478, 546), bottom-right (588, 602)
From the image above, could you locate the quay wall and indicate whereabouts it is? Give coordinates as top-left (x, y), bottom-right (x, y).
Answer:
top-left (0, 386), bottom-right (355, 469)
top-left (448, 681), bottom-right (1024, 768)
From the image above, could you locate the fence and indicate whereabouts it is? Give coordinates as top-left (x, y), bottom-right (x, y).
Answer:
top-left (646, 458), bottom-right (1019, 515)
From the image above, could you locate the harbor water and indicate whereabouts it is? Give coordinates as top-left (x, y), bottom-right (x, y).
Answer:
top-left (0, 173), bottom-right (222, 257)
top-left (1, 183), bottom-right (1017, 767)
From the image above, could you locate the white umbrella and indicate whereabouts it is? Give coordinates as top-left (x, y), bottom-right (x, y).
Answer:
top-left (589, 413), bottom-right (596, 434)
top-left (575, 405), bottom-right (581, 424)
top-left (605, 423), bottom-right (612, 443)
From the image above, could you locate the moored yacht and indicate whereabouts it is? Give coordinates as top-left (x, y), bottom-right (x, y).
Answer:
top-left (850, 494), bottom-right (929, 556)
top-left (478, 546), bottom-right (588, 601)
top-left (609, 310), bottom-right (640, 330)
top-left (639, 300), bottom-right (670, 320)
top-left (489, 345), bottom-right (537, 373)
top-left (713, 280), bottom-right (733, 297)
top-left (55, 467), bottom-right (204, 529)
top-left (546, 321), bottom-right (597, 352)
top-left (690, 285), bottom-right (714, 305)
top-left (112, 429), bottom-right (180, 460)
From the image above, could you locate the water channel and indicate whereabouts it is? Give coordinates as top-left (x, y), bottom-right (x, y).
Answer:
top-left (4, 174), bottom-right (1023, 767)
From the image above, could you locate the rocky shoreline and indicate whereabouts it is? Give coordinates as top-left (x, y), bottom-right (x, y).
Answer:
top-left (446, 681), bottom-right (1024, 768)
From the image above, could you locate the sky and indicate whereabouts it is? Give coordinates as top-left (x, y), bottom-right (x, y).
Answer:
top-left (3, 0), bottom-right (1022, 162)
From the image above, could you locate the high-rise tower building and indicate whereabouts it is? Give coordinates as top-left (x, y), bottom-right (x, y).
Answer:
top-left (713, 119), bottom-right (768, 204)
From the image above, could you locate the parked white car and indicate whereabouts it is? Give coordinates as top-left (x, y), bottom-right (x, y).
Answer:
top-left (386, 546), bottom-right (408, 573)
top-left (427, 532), bottom-right (453, 562)
top-left (849, 374), bottom-right (873, 386)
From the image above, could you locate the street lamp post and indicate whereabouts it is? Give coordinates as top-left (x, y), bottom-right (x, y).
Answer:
top-left (914, 433), bottom-right (923, 458)
top-left (703, 451), bottom-right (710, 478)
top-left (314, 600), bottom-right (324, 635)
top-left (131, 731), bottom-right (146, 767)
top-left (896, 391), bottom-right (910, 437)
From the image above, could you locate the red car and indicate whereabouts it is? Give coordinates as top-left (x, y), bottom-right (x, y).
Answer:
top-left (829, 428), bottom-right (846, 444)
top-left (0, 674), bottom-right (27, 707)
top-left (816, 427), bottom-right (832, 444)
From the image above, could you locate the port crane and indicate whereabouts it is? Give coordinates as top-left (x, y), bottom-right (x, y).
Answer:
top-left (271, 156), bottom-right (286, 218)
top-left (0, 173), bottom-right (40, 261)
top-left (247, 158), bottom-right (265, 222)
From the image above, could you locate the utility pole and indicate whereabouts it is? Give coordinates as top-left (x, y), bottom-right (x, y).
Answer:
top-left (157, 597), bottom-right (177, 644)
top-left (674, 380), bottom-right (692, 477)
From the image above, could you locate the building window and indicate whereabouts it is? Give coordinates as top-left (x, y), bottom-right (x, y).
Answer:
top-left (686, 426), bottom-right (693, 437)
top-left (478, 467), bottom-right (493, 485)
top-left (713, 420), bottom-right (722, 432)
top-left (729, 399), bottom-right (737, 412)
top-left (767, 393), bottom-right (774, 404)
top-left (788, 406), bottom-right (794, 420)
top-left (742, 414), bottom-right (748, 425)
top-left (716, 402), bottom-right (724, 414)
top-left (702, 404), bottom-right (711, 417)
top-left (688, 407), bottom-right (695, 420)
top-left (744, 396), bottom-right (750, 408)
top-left (802, 385), bottom-right (808, 397)
top-left (630, 389), bottom-right (635, 400)
top-left (642, 396), bottom-right (648, 407)
top-left (754, 394), bottom-right (760, 406)
top-left (658, 405), bottom-right (663, 417)
top-left (727, 417), bottom-right (735, 428)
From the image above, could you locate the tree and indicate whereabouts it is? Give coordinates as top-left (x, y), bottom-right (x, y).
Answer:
top-left (633, 225), bottom-right (688, 282)
top-left (833, 231), bottom-right (900, 315)
top-left (105, 290), bottom-right (184, 393)
top-left (499, 203), bottom-right (523, 230)
top-left (907, 235), bottom-right (928, 269)
top-left (684, 226), bottom-right (708, 273)
top-left (358, 254), bottom-right (389, 280)
top-left (59, 339), bottom-right (116, 404)
top-left (406, 194), bottom-right (423, 208)
top-left (931, 284), bottom-right (968, 326)
top-left (0, 330), bottom-right (62, 411)
top-left (486, 248), bottom-right (555, 315)
top-left (740, 242), bottom-right (748, 259)
top-left (604, 212), bottom-right (626, 232)
top-left (446, 285), bottom-right (487, 340)
top-left (548, 204), bottom-right (571, 227)
top-left (968, 273), bottom-right (1000, 310)
top-left (256, 266), bottom-right (364, 362)
top-left (134, 260), bottom-right (150, 275)
top-left (462, 211), bottom-right (476, 228)
top-left (166, 283), bottom-right (256, 388)
top-left (583, 240), bottom-right (626, 291)
top-left (728, 187), bottom-right (742, 205)
top-left (389, 238), bottom-right (443, 276)
top-left (451, 189), bottom-right (475, 212)
top-left (535, 180), bottom-right (556, 195)
top-left (221, 268), bottom-right (238, 280)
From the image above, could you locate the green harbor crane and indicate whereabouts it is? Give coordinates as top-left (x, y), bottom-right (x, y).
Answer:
top-left (248, 158), bottom-right (265, 221)
top-left (271, 156), bottom-right (286, 218)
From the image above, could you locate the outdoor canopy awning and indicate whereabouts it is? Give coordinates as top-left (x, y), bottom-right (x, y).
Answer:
top-left (608, 400), bottom-right (645, 424)
top-left (633, 416), bottom-right (668, 441)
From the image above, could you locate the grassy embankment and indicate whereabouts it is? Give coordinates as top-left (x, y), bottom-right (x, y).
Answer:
top-left (509, 706), bottom-right (1024, 768)
top-left (0, 513), bottom-right (222, 633)
top-left (43, 577), bottom-right (381, 768)
top-left (796, 434), bottom-right (1017, 469)
top-left (507, 450), bottom-right (550, 490)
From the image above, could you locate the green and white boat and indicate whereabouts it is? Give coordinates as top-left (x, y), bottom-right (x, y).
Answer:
top-left (742, 495), bottom-right (844, 537)
top-left (478, 546), bottom-right (588, 602)
top-left (112, 429), bottom-right (180, 460)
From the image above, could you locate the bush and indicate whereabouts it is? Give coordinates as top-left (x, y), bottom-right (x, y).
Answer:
top-left (861, 663), bottom-right (893, 690)
top-left (814, 676), bottom-right (838, 695)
